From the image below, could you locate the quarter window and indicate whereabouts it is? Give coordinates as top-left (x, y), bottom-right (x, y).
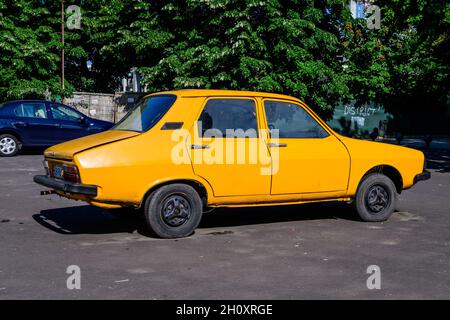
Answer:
top-left (198, 99), bottom-right (258, 138)
top-left (15, 103), bottom-right (47, 119)
top-left (264, 101), bottom-right (328, 138)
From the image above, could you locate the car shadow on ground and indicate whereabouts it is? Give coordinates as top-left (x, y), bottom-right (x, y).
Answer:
top-left (199, 202), bottom-right (357, 229)
top-left (33, 206), bottom-right (152, 237)
top-left (18, 146), bottom-right (47, 155)
top-left (32, 202), bottom-right (358, 237)
top-left (423, 148), bottom-right (450, 173)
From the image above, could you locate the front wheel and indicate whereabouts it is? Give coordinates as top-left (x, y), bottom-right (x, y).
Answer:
top-left (0, 134), bottom-right (20, 157)
top-left (354, 173), bottom-right (398, 222)
top-left (144, 184), bottom-right (203, 238)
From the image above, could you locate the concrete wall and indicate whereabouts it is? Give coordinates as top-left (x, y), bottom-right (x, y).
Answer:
top-left (63, 92), bottom-right (146, 123)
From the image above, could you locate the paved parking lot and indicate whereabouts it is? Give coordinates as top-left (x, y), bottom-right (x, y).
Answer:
top-left (0, 151), bottom-right (449, 299)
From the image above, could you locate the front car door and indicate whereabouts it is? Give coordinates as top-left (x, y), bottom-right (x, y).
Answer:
top-left (263, 99), bottom-right (350, 198)
top-left (49, 103), bottom-right (87, 142)
top-left (188, 97), bottom-right (271, 197)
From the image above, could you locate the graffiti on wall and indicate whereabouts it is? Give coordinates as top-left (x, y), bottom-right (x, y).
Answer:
top-left (327, 102), bottom-right (393, 137)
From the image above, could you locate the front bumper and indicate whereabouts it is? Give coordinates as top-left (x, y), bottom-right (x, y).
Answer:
top-left (33, 175), bottom-right (98, 196)
top-left (413, 170), bottom-right (431, 185)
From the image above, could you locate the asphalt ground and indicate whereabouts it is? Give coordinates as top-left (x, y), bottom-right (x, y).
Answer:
top-left (0, 150), bottom-right (449, 299)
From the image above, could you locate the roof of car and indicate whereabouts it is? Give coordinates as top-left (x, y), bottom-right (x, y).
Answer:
top-left (146, 89), bottom-right (303, 103)
top-left (4, 99), bottom-right (49, 103)
top-left (1, 100), bottom-right (71, 108)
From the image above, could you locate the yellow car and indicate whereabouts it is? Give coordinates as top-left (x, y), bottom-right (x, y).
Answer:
top-left (34, 90), bottom-right (430, 238)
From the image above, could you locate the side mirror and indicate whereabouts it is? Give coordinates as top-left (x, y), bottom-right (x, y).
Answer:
top-left (79, 116), bottom-right (87, 124)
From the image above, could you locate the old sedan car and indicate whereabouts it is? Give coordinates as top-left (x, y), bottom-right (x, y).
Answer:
top-left (0, 100), bottom-right (113, 156)
top-left (34, 90), bottom-right (430, 238)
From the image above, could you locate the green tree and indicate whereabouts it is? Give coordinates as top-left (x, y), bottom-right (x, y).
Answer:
top-left (0, 0), bottom-right (70, 99)
top-left (65, 0), bottom-right (172, 93)
top-left (134, 0), bottom-right (353, 115)
top-left (0, 0), bottom-right (448, 132)
top-left (343, 0), bottom-right (449, 133)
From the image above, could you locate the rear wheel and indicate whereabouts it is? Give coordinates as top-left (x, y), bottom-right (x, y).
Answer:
top-left (144, 184), bottom-right (203, 238)
top-left (354, 173), bottom-right (397, 222)
top-left (0, 134), bottom-right (20, 157)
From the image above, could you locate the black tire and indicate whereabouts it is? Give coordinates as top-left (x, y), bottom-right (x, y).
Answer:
top-left (354, 173), bottom-right (397, 222)
top-left (144, 184), bottom-right (203, 238)
top-left (0, 134), bottom-right (20, 157)
top-left (108, 207), bottom-right (142, 220)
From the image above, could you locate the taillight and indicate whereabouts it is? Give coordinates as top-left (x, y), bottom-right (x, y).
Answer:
top-left (62, 164), bottom-right (81, 183)
top-left (47, 161), bottom-right (81, 183)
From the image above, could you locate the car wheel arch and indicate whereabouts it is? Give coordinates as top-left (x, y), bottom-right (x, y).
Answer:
top-left (359, 165), bottom-right (403, 194)
top-left (140, 179), bottom-right (210, 210)
top-left (0, 130), bottom-right (23, 146)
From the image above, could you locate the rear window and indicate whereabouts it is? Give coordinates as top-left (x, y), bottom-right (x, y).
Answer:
top-left (113, 95), bottom-right (177, 132)
top-left (15, 102), bottom-right (47, 119)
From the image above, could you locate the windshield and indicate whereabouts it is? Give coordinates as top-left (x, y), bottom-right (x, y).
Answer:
top-left (113, 94), bottom-right (177, 132)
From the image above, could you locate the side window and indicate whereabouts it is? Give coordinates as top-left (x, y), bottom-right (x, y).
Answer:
top-left (197, 99), bottom-right (258, 138)
top-left (264, 101), bottom-right (328, 138)
top-left (15, 103), bottom-right (47, 119)
top-left (50, 104), bottom-right (83, 122)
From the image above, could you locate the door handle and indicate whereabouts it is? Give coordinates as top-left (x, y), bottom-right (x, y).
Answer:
top-left (268, 142), bottom-right (287, 148)
top-left (12, 121), bottom-right (27, 127)
top-left (191, 144), bottom-right (210, 149)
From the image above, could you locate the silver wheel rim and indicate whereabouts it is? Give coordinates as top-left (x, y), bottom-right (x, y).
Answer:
top-left (0, 137), bottom-right (17, 155)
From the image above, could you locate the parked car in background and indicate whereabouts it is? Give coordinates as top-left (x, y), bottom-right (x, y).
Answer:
top-left (34, 90), bottom-right (430, 238)
top-left (0, 100), bottom-right (113, 156)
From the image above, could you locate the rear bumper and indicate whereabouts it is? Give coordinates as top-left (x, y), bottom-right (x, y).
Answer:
top-left (33, 175), bottom-right (97, 196)
top-left (413, 170), bottom-right (431, 185)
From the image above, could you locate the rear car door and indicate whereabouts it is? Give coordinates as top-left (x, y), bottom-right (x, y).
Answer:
top-left (263, 99), bottom-right (350, 197)
top-left (188, 97), bottom-right (271, 197)
top-left (13, 102), bottom-right (60, 145)
top-left (49, 103), bottom-right (88, 142)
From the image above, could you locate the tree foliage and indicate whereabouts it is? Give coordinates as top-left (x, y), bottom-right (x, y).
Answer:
top-left (343, 0), bottom-right (449, 107)
top-left (340, 0), bottom-right (449, 131)
top-left (128, 0), bottom-right (352, 114)
top-left (0, 0), bottom-right (448, 122)
top-left (0, 0), bottom-right (66, 99)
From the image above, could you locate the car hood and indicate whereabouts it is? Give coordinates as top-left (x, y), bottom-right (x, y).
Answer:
top-left (337, 134), bottom-right (423, 156)
top-left (337, 134), bottom-right (425, 169)
top-left (44, 130), bottom-right (140, 160)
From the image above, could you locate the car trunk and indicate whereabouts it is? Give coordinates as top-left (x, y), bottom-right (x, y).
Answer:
top-left (44, 130), bottom-right (140, 160)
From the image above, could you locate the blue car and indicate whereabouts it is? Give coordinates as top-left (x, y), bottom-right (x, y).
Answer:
top-left (0, 100), bottom-right (114, 156)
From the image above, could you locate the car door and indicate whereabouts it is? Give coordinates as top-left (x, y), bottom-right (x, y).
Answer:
top-left (263, 99), bottom-right (350, 197)
top-left (49, 103), bottom-right (88, 142)
top-left (13, 102), bottom-right (60, 145)
top-left (188, 97), bottom-right (271, 197)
